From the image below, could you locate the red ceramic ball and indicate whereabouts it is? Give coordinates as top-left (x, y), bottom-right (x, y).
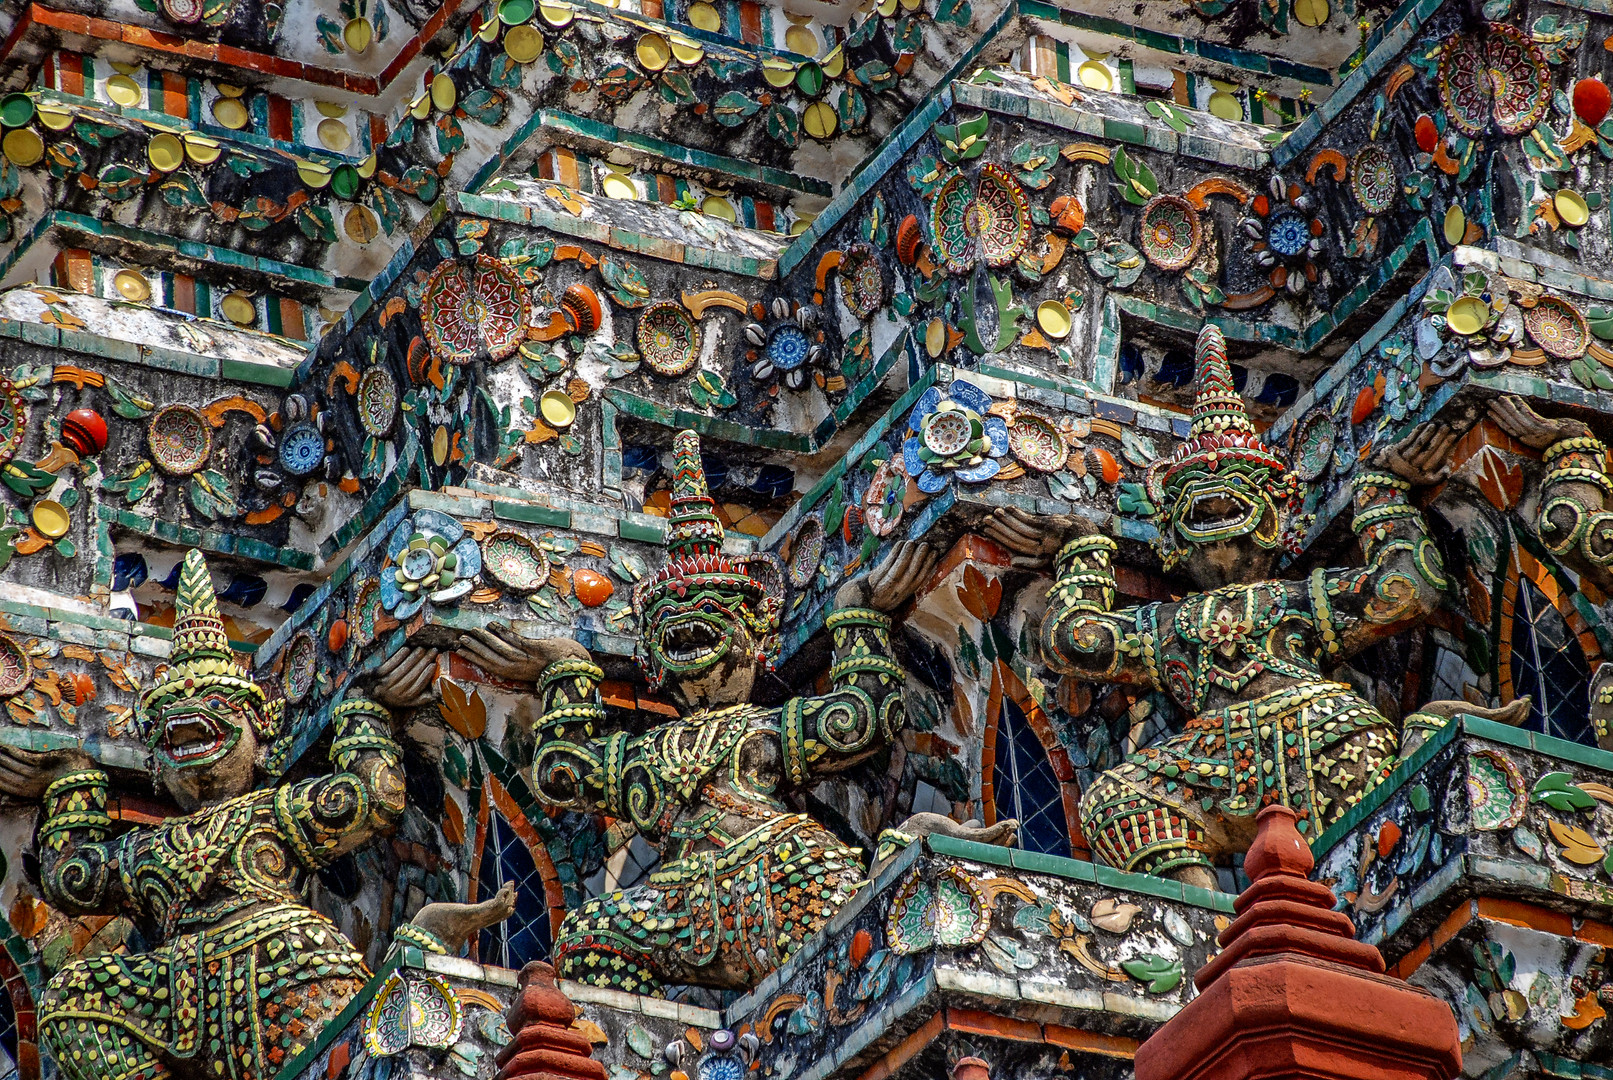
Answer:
top-left (573, 568), bottom-right (615, 607)
top-left (61, 408), bottom-right (108, 457)
top-left (1413, 114), bottom-right (1439, 154)
top-left (1573, 78), bottom-right (1611, 127)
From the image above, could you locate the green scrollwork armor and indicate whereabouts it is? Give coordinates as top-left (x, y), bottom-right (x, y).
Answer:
top-left (1041, 328), bottom-right (1451, 879)
top-left (537, 608), bottom-right (902, 994)
top-left (36, 551), bottom-right (405, 1080)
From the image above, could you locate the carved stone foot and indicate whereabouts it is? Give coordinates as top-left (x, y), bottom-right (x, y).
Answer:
top-left (401, 882), bottom-right (519, 955)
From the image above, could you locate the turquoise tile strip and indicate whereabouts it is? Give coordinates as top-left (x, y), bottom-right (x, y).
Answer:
top-left (1018, 0), bottom-right (1335, 87)
top-left (469, 108), bottom-right (833, 198)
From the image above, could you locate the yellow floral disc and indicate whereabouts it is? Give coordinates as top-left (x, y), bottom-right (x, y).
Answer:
top-left (802, 100), bottom-right (837, 140)
top-left (220, 291), bottom-right (257, 326)
top-left (785, 24), bottom-right (818, 56)
top-left (1555, 189), bottom-right (1590, 228)
top-left (183, 132), bottom-right (222, 164)
top-left (147, 132), bottom-right (184, 172)
top-left (701, 195), bottom-right (736, 221)
top-left (1, 128), bottom-right (42, 167)
top-left (504, 25), bottom-right (545, 64)
top-left (636, 33), bottom-right (671, 72)
top-left (1293, 0), bottom-right (1328, 25)
top-left (212, 97), bottom-right (249, 129)
top-left (687, 1), bottom-right (720, 30)
top-left (318, 117), bottom-right (352, 152)
top-left (430, 73), bottom-right (457, 113)
top-left (539, 0), bottom-right (574, 27)
top-left (1077, 61), bottom-right (1113, 91)
top-left (1037, 300), bottom-right (1071, 339)
top-left (669, 34), bottom-right (704, 65)
top-left (32, 500), bottom-right (69, 539)
top-left (106, 75), bottom-right (142, 108)
top-left (1207, 90), bottom-right (1243, 120)
top-left (344, 16), bottom-right (375, 53)
top-left (36, 103), bottom-right (73, 131)
top-left (1443, 204), bottom-right (1466, 246)
top-left (763, 58), bottom-right (797, 88)
top-left (114, 269), bottom-right (152, 302)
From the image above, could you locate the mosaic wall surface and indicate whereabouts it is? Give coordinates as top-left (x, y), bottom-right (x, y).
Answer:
top-left (0, 0), bottom-right (1611, 1077)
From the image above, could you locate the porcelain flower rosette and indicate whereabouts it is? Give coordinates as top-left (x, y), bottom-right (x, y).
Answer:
top-left (901, 380), bottom-right (1009, 494)
top-left (380, 509), bottom-right (483, 619)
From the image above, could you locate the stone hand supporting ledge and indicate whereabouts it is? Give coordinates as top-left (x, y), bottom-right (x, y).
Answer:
top-left (1134, 805), bottom-right (1461, 1080)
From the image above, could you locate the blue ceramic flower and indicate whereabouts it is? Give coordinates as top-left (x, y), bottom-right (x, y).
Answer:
top-left (1266, 212), bottom-right (1310, 257)
top-left (277, 422), bottom-right (327, 476)
top-left (900, 379), bottom-right (1008, 495)
top-left (766, 324), bottom-right (810, 371)
top-left (379, 509), bottom-right (482, 620)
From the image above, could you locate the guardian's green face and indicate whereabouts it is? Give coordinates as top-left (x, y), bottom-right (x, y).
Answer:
top-left (641, 586), bottom-right (761, 685)
top-left (149, 690), bottom-right (250, 772)
top-left (1165, 470), bottom-right (1281, 551)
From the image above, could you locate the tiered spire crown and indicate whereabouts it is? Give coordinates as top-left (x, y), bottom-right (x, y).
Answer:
top-left (1157, 325), bottom-right (1291, 494)
top-left (664, 430), bottom-right (726, 560)
top-left (140, 549), bottom-right (266, 743)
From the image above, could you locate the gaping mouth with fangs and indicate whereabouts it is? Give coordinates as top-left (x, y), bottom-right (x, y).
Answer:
top-left (659, 618), bottom-right (724, 666)
top-left (159, 710), bottom-right (232, 767)
top-left (1186, 491), bottom-right (1252, 533)
top-left (1171, 478), bottom-right (1267, 544)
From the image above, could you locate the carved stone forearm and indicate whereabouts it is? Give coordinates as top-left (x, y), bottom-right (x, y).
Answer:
top-left (1323, 470), bottom-right (1449, 650)
top-left (275, 698), bottom-right (406, 868)
top-left (780, 608), bottom-right (904, 786)
top-left (39, 770), bottom-right (123, 917)
top-left (1040, 536), bottom-right (1147, 683)
top-left (1537, 436), bottom-right (1613, 584)
top-left (531, 658), bottom-right (609, 813)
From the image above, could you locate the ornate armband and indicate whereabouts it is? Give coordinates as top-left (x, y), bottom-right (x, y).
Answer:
top-left (331, 698), bottom-right (399, 772)
top-left (1051, 535), bottom-right (1118, 614)
top-left (1543, 435), bottom-right (1605, 464)
top-left (537, 658), bottom-right (606, 736)
top-left (1309, 567), bottom-right (1342, 658)
top-left (40, 769), bottom-right (111, 850)
top-left (827, 607), bottom-right (892, 647)
top-left (540, 657), bottom-right (605, 688)
top-left (1351, 470), bottom-right (1419, 534)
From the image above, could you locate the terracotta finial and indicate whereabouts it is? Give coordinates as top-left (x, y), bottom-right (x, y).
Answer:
top-left (1134, 802), bottom-right (1461, 1080)
top-left (495, 962), bottom-right (604, 1080)
top-left (1241, 804), bottom-right (1314, 881)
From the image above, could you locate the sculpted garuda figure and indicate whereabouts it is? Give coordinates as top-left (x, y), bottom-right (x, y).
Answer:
top-left (457, 430), bottom-right (1012, 995)
top-left (0, 550), bottom-right (510, 1080)
top-left (1036, 325), bottom-right (1481, 892)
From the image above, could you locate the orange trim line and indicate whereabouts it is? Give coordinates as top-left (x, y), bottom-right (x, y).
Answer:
top-left (2, 1), bottom-right (477, 96)
top-left (853, 1009), bottom-right (1139, 1080)
top-left (1387, 897), bottom-right (1613, 979)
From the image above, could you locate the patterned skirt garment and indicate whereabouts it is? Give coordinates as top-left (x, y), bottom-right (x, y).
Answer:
top-left (553, 813), bottom-right (864, 995)
top-left (1079, 681), bottom-right (1400, 875)
top-left (40, 904), bottom-right (369, 1080)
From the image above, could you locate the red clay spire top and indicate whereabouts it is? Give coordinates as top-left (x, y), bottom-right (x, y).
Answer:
top-left (1241, 803), bottom-right (1313, 881)
top-left (1195, 805), bottom-right (1381, 990)
top-left (1135, 804), bottom-right (1461, 1080)
top-left (495, 962), bottom-right (606, 1080)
